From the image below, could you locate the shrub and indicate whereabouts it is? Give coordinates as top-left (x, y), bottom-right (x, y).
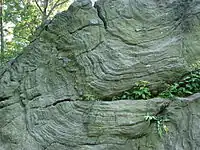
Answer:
top-left (112, 80), bottom-right (151, 100)
top-left (160, 70), bottom-right (200, 98)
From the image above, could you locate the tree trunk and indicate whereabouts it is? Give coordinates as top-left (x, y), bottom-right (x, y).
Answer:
top-left (41, 0), bottom-right (48, 23)
top-left (0, 0), bottom-right (4, 62)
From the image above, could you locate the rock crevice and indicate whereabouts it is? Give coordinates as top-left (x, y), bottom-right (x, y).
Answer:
top-left (0, 0), bottom-right (200, 149)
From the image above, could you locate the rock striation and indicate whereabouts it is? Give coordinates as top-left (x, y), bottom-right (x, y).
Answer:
top-left (0, 0), bottom-right (200, 149)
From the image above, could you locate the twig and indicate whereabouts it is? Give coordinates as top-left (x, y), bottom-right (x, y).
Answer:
top-left (34, 0), bottom-right (43, 14)
top-left (47, 0), bottom-right (68, 18)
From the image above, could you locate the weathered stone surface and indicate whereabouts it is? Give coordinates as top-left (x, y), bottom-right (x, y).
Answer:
top-left (1, 92), bottom-right (200, 150)
top-left (0, 0), bottom-right (200, 149)
top-left (29, 0), bottom-right (200, 98)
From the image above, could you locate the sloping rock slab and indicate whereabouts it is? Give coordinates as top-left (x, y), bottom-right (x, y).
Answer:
top-left (5, 0), bottom-right (198, 98)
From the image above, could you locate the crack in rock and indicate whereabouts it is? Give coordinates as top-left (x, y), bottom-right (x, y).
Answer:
top-left (94, 2), bottom-right (107, 29)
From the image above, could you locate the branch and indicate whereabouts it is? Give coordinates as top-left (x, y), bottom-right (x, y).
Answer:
top-left (34, 0), bottom-right (43, 14)
top-left (21, 0), bottom-right (26, 6)
top-left (57, 0), bottom-right (69, 7)
top-left (41, 0), bottom-right (49, 22)
top-left (46, 0), bottom-right (60, 18)
top-left (43, 0), bottom-right (49, 15)
top-left (46, 0), bottom-right (68, 19)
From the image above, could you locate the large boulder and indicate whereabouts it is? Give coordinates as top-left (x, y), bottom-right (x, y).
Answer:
top-left (0, 0), bottom-right (200, 149)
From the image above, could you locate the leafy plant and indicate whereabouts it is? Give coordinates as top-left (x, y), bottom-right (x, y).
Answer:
top-left (133, 80), bottom-right (152, 99)
top-left (113, 80), bottom-right (152, 100)
top-left (144, 113), bottom-right (169, 137)
top-left (191, 60), bottom-right (200, 70)
top-left (81, 94), bottom-right (98, 101)
top-left (160, 70), bottom-right (200, 98)
top-left (159, 83), bottom-right (179, 98)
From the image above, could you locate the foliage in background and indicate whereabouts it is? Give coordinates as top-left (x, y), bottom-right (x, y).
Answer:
top-left (1, 0), bottom-right (199, 100)
top-left (1, 0), bottom-right (4, 62)
top-left (112, 80), bottom-right (152, 100)
top-left (3, 0), bottom-right (41, 60)
top-left (1, 0), bottom-right (72, 63)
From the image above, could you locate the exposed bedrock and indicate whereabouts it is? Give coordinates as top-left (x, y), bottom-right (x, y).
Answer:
top-left (1, 93), bottom-right (200, 150)
top-left (0, 0), bottom-right (200, 149)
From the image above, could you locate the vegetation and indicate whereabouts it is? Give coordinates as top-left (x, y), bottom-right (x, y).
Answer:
top-left (0, 0), bottom-right (199, 100)
top-left (0, 0), bottom-right (71, 63)
top-left (79, 66), bottom-right (200, 101)
top-left (191, 60), bottom-right (200, 70)
top-left (112, 80), bottom-right (152, 100)
top-left (81, 94), bottom-right (98, 101)
top-left (144, 112), bottom-right (169, 138)
top-left (160, 70), bottom-right (200, 98)
top-left (112, 64), bottom-right (200, 100)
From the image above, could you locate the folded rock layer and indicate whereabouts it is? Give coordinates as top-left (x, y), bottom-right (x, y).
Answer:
top-left (0, 0), bottom-right (200, 149)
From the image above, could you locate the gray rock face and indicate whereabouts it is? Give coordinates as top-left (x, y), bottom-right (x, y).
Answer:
top-left (0, 0), bottom-right (200, 149)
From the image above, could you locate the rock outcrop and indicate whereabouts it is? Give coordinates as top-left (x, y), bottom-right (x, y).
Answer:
top-left (0, 0), bottom-right (200, 149)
